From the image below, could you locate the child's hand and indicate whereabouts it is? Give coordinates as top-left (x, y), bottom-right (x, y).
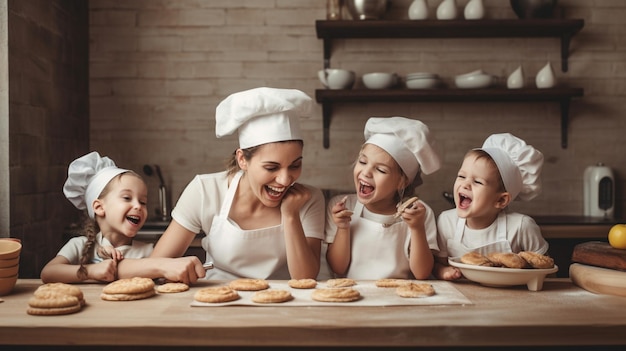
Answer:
top-left (88, 260), bottom-right (118, 282)
top-left (332, 196), bottom-right (353, 229)
top-left (440, 265), bottom-right (462, 281)
top-left (398, 200), bottom-right (426, 230)
top-left (98, 245), bottom-right (124, 262)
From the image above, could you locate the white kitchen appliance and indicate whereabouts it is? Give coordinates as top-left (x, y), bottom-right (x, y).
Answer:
top-left (583, 162), bottom-right (614, 219)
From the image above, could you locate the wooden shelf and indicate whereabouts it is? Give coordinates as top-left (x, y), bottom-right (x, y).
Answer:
top-left (316, 19), bottom-right (585, 72)
top-left (315, 19), bottom-right (585, 149)
top-left (316, 87), bottom-right (584, 149)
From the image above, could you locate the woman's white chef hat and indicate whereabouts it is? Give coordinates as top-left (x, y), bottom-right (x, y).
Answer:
top-left (478, 133), bottom-right (544, 201)
top-left (63, 151), bottom-right (129, 219)
top-left (364, 117), bottom-right (441, 181)
top-left (215, 87), bottom-right (312, 149)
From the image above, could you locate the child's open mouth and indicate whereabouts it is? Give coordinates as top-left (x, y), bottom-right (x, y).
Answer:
top-left (359, 180), bottom-right (374, 195)
top-left (127, 215), bottom-right (140, 225)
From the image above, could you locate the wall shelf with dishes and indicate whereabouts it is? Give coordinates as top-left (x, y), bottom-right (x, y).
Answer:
top-left (314, 19), bottom-right (585, 149)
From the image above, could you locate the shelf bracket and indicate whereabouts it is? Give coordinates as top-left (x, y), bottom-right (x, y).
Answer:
top-left (323, 39), bottom-right (331, 69)
top-left (560, 98), bottom-right (570, 149)
top-left (322, 102), bottom-right (332, 149)
top-left (560, 34), bottom-right (572, 72)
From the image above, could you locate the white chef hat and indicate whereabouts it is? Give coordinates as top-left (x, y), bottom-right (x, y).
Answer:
top-left (63, 151), bottom-right (129, 219)
top-left (364, 117), bottom-right (441, 181)
top-left (479, 133), bottom-right (544, 201)
top-left (215, 87), bottom-right (312, 149)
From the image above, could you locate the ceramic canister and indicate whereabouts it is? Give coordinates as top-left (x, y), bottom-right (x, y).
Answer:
top-left (583, 163), bottom-right (615, 218)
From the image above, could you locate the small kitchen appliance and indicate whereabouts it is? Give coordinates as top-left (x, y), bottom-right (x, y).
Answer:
top-left (583, 162), bottom-right (614, 219)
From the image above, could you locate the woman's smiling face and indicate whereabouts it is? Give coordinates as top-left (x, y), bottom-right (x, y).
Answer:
top-left (240, 141), bottom-right (303, 207)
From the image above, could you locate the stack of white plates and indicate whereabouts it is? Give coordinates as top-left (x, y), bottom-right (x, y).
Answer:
top-left (405, 72), bottom-right (440, 89)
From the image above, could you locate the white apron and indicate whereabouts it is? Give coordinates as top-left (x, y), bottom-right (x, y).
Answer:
top-left (447, 211), bottom-right (512, 258)
top-left (201, 171), bottom-right (288, 280)
top-left (346, 202), bottom-right (410, 279)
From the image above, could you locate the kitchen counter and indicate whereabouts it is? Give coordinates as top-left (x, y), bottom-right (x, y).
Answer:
top-left (1, 279), bottom-right (625, 350)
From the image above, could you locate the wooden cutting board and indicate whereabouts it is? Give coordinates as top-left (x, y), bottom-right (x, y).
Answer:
top-left (571, 241), bottom-right (626, 271)
top-left (569, 263), bottom-right (626, 297)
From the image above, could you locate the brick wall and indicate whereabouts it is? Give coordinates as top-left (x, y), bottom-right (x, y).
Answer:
top-left (8, 0), bottom-right (89, 277)
top-left (89, 0), bottom-right (626, 221)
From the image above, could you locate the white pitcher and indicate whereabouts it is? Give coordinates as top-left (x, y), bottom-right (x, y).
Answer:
top-left (535, 62), bottom-right (556, 89)
top-left (409, 0), bottom-right (429, 20)
top-left (507, 65), bottom-right (525, 89)
top-left (464, 0), bottom-right (485, 20)
top-left (436, 0), bottom-right (458, 20)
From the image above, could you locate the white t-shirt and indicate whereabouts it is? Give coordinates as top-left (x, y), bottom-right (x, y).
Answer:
top-left (57, 232), bottom-right (154, 263)
top-left (435, 208), bottom-right (549, 258)
top-left (171, 171), bottom-right (326, 244)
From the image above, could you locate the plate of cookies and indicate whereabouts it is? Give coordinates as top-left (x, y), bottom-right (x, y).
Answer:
top-left (448, 251), bottom-right (558, 291)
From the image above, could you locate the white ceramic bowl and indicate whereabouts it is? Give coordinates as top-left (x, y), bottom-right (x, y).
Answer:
top-left (448, 257), bottom-right (558, 291)
top-left (362, 72), bottom-right (397, 89)
top-left (406, 77), bottom-right (439, 89)
top-left (455, 73), bottom-right (494, 89)
top-left (318, 69), bottom-right (356, 90)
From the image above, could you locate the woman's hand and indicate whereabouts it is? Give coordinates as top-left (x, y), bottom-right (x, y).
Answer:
top-left (280, 183), bottom-right (311, 216)
top-left (332, 196), bottom-right (353, 229)
top-left (87, 260), bottom-right (118, 282)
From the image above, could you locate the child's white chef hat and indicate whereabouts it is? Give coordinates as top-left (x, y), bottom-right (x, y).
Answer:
top-left (364, 117), bottom-right (441, 181)
top-left (215, 87), bottom-right (312, 149)
top-left (479, 133), bottom-right (544, 201)
top-left (63, 151), bottom-right (128, 219)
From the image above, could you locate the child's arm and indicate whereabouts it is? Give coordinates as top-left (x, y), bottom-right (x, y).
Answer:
top-left (326, 196), bottom-right (353, 276)
top-left (402, 201), bottom-right (434, 279)
top-left (40, 255), bottom-right (118, 283)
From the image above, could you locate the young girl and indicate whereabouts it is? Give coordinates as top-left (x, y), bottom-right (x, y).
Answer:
top-left (40, 152), bottom-right (153, 283)
top-left (325, 117), bottom-right (441, 280)
top-left (433, 133), bottom-right (549, 280)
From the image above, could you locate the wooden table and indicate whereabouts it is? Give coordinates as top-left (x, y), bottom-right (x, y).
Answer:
top-left (1, 279), bottom-right (625, 350)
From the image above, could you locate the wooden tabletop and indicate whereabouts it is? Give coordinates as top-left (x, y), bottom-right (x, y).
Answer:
top-left (1, 279), bottom-right (626, 350)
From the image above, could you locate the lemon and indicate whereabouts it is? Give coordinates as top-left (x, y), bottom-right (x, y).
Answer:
top-left (608, 224), bottom-right (626, 249)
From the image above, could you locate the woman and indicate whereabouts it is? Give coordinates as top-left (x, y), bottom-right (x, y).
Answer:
top-left (117, 87), bottom-right (325, 283)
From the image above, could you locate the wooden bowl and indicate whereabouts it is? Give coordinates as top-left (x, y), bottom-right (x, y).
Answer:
top-left (0, 274), bottom-right (18, 295)
top-left (0, 239), bottom-right (21, 260)
top-left (0, 255), bottom-right (19, 268)
top-left (0, 264), bottom-right (18, 278)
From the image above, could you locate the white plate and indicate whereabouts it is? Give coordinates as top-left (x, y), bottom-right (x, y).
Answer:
top-left (455, 73), bottom-right (494, 89)
top-left (448, 257), bottom-right (558, 291)
top-left (406, 77), bottom-right (440, 89)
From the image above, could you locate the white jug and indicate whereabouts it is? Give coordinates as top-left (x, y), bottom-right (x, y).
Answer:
top-left (464, 0), bottom-right (485, 20)
top-left (584, 163), bottom-right (615, 219)
top-left (507, 65), bottom-right (525, 89)
top-left (409, 0), bottom-right (429, 20)
top-left (436, 0), bottom-right (458, 20)
top-left (535, 62), bottom-right (556, 89)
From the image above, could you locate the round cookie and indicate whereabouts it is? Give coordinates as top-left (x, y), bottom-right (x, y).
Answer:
top-left (27, 304), bottom-right (82, 316)
top-left (228, 278), bottom-right (269, 291)
top-left (194, 286), bottom-right (240, 303)
top-left (34, 283), bottom-right (85, 306)
top-left (288, 279), bottom-right (317, 289)
top-left (27, 294), bottom-right (82, 316)
top-left (156, 282), bottom-right (190, 293)
top-left (518, 251), bottom-right (555, 269)
top-left (102, 277), bottom-right (155, 295)
top-left (396, 283), bottom-right (436, 298)
top-left (487, 252), bottom-right (528, 269)
top-left (251, 289), bottom-right (293, 303)
top-left (460, 252), bottom-right (494, 266)
top-left (326, 278), bottom-right (356, 288)
top-left (394, 196), bottom-right (419, 218)
top-left (100, 289), bottom-right (156, 301)
top-left (311, 287), bottom-right (361, 302)
top-left (375, 279), bottom-right (410, 288)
